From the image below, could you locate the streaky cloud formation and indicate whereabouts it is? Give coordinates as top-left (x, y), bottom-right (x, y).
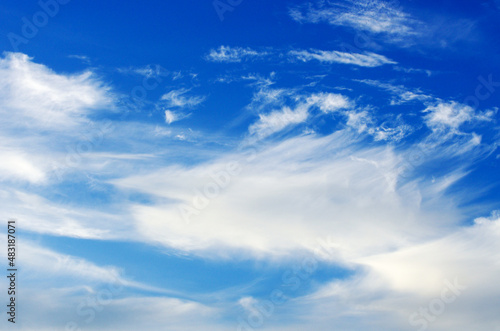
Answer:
top-left (1, 0), bottom-right (499, 330)
top-left (289, 49), bottom-right (396, 67)
top-left (205, 45), bottom-right (269, 63)
top-left (0, 52), bottom-right (111, 131)
top-left (290, 0), bottom-right (421, 42)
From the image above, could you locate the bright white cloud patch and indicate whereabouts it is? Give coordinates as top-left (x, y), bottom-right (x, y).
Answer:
top-left (0, 190), bottom-right (127, 239)
top-left (0, 149), bottom-right (46, 183)
top-left (164, 110), bottom-right (189, 124)
top-left (165, 110), bottom-right (176, 124)
top-left (424, 102), bottom-right (473, 129)
top-left (286, 213), bottom-right (500, 331)
top-left (307, 92), bottom-right (351, 112)
top-left (111, 131), bottom-right (469, 261)
top-left (248, 92), bottom-right (352, 139)
top-left (0, 52), bottom-right (111, 130)
top-left (249, 105), bottom-right (309, 138)
top-left (289, 49), bottom-right (396, 67)
top-left (0, 52), bottom-right (116, 187)
top-left (423, 101), bottom-right (494, 131)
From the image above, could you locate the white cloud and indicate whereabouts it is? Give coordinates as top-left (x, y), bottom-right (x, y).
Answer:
top-left (17, 242), bottom-right (127, 283)
top-left (371, 121), bottom-right (413, 142)
top-left (160, 88), bottom-right (205, 108)
top-left (0, 52), bottom-right (112, 130)
top-left (94, 296), bottom-right (221, 331)
top-left (165, 110), bottom-right (176, 124)
top-left (355, 79), bottom-right (432, 104)
top-left (345, 110), bottom-right (373, 133)
top-left (117, 64), bottom-right (171, 79)
top-left (249, 105), bottom-right (310, 139)
top-left (423, 101), bottom-right (494, 131)
top-left (111, 131), bottom-right (469, 261)
top-left (238, 296), bottom-right (261, 316)
top-left (290, 0), bottom-right (420, 41)
top-left (0, 237), bottom-right (219, 330)
top-left (393, 66), bottom-right (433, 77)
top-left (205, 46), bottom-right (268, 63)
top-left (245, 88), bottom-right (410, 144)
top-left (164, 110), bottom-right (190, 125)
top-left (289, 213), bottom-right (500, 331)
top-left (247, 87), bottom-right (294, 115)
top-left (1, 52), bottom-right (498, 331)
top-left (17, 291), bottom-right (223, 331)
top-left (306, 93), bottom-right (352, 112)
top-left (247, 92), bottom-right (351, 139)
top-left (208, 45), bottom-right (397, 67)
top-left (0, 236), bottom-right (179, 297)
top-left (289, 49), bottom-right (396, 67)
top-left (0, 190), bottom-right (129, 240)
top-left (0, 148), bottom-right (46, 183)
top-left (343, 109), bottom-right (412, 142)
top-left (68, 54), bottom-right (91, 64)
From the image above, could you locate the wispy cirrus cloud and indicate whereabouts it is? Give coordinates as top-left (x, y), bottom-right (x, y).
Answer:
top-left (245, 88), bottom-right (413, 142)
top-left (249, 105), bottom-right (310, 139)
top-left (344, 109), bottom-right (413, 142)
top-left (117, 64), bottom-right (170, 78)
top-left (110, 127), bottom-right (483, 261)
top-left (248, 92), bottom-right (351, 139)
top-left (290, 0), bottom-right (482, 50)
top-left (164, 109), bottom-right (191, 125)
top-left (159, 88), bottom-right (204, 125)
top-left (289, 49), bottom-right (396, 67)
top-left (290, 0), bottom-right (420, 35)
top-left (68, 54), bottom-right (91, 64)
top-left (206, 45), bottom-right (396, 68)
top-left (354, 79), bottom-right (433, 104)
top-left (290, 0), bottom-right (422, 46)
top-left (2, 50), bottom-right (499, 331)
top-left (205, 45), bottom-right (269, 63)
top-left (160, 88), bottom-right (206, 108)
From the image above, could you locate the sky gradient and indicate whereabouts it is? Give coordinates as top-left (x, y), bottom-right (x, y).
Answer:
top-left (1, 0), bottom-right (500, 330)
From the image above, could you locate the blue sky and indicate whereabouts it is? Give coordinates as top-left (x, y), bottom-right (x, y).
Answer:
top-left (1, 0), bottom-right (500, 330)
